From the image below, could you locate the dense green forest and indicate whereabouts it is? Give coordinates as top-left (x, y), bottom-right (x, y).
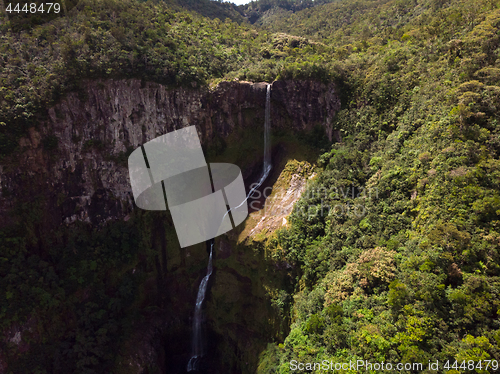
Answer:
top-left (1, 0), bottom-right (500, 372)
top-left (255, 0), bottom-right (500, 371)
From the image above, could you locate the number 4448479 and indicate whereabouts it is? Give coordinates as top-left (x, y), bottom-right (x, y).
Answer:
top-left (6, 3), bottom-right (61, 13)
top-left (443, 360), bottom-right (499, 371)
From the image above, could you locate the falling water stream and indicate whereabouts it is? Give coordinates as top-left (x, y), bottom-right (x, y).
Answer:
top-left (186, 241), bottom-right (214, 372)
top-left (186, 83), bottom-right (272, 372)
top-left (263, 83), bottom-right (272, 177)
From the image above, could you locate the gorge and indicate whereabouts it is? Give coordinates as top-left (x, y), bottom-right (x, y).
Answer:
top-left (3, 0), bottom-right (500, 372)
top-left (0, 78), bottom-right (340, 373)
top-left (186, 82), bottom-right (273, 372)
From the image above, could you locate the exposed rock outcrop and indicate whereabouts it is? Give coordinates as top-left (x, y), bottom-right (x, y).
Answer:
top-left (240, 160), bottom-right (316, 240)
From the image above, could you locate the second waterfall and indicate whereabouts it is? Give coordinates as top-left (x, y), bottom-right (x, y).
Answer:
top-left (187, 241), bottom-right (214, 372)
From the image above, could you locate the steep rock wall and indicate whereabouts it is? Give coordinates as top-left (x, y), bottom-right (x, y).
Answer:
top-left (0, 79), bottom-right (340, 229)
top-left (0, 79), bottom-right (340, 374)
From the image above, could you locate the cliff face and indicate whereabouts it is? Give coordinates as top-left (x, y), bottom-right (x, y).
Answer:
top-left (0, 79), bottom-right (340, 229)
top-left (0, 80), bottom-right (340, 373)
top-left (0, 79), bottom-right (340, 373)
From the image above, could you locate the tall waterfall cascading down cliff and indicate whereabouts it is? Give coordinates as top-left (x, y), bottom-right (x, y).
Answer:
top-left (248, 83), bottom-right (272, 198)
top-left (226, 83), bottom-right (272, 214)
top-left (187, 241), bottom-right (214, 372)
top-left (186, 83), bottom-right (273, 372)
top-left (263, 83), bottom-right (272, 180)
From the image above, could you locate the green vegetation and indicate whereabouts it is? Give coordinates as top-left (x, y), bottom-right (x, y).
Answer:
top-left (2, 0), bottom-right (500, 372)
top-left (0, 208), bottom-right (151, 372)
top-left (0, 0), bottom-right (331, 157)
top-left (253, 0), bottom-right (500, 371)
top-left (171, 0), bottom-right (246, 22)
top-left (0, 0), bottom-right (254, 155)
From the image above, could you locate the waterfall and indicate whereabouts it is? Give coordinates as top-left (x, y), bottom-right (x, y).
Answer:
top-left (247, 83), bottom-right (272, 198)
top-left (263, 83), bottom-right (271, 176)
top-left (186, 83), bottom-right (272, 371)
top-left (221, 83), bottom-right (273, 215)
top-left (187, 241), bottom-right (214, 372)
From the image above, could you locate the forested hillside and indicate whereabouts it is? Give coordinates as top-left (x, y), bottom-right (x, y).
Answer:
top-left (0, 0), bottom-right (332, 156)
top-left (253, 0), bottom-right (500, 371)
top-left (1, 0), bottom-right (500, 372)
top-left (239, 0), bottom-right (338, 24)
